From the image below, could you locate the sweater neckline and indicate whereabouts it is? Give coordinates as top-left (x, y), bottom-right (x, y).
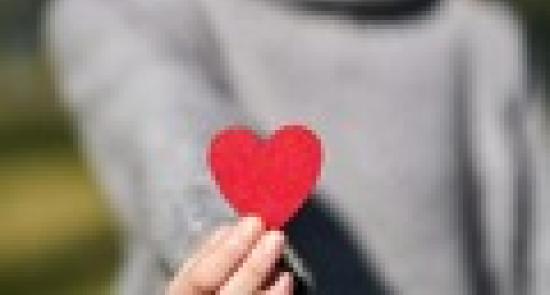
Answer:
top-left (275, 0), bottom-right (444, 23)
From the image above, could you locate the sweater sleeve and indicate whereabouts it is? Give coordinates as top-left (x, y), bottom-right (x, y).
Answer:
top-left (46, 0), bottom-right (241, 292)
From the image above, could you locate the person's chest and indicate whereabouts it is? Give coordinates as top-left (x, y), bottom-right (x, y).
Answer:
top-left (200, 0), bottom-right (461, 205)
top-left (196, 4), bottom-right (472, 290)
top-left (192, 5), bottom-right (471, 282)
top-left (148, 1), bottom-right (473, 291)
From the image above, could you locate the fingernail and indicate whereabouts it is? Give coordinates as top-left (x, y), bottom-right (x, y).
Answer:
top-left (227, 216), bottom-right (263, 248)
top-left (260, 231), bottom-right (285, 254)
top-left (281, 272), bottom-right (293, 294)
top-left (241, 216), bottom-right (264, 231)
top-left (268, 272), bottom-right (293, 295)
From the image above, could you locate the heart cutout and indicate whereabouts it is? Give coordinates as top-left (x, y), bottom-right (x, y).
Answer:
top-left (207, 125), bottom-right (323, 229)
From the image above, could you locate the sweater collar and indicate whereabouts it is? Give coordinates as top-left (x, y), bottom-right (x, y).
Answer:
top-left (277, 0), bottom-right (443, 22)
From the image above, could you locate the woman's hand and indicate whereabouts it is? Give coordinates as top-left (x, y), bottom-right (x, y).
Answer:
top-left (167, 217), bottom-right (293, 295)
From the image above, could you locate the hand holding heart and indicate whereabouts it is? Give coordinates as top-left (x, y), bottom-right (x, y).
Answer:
top-left (167, 217), bottom-right (292, 295)
top-left (167, 125), bottom-right (322, 294)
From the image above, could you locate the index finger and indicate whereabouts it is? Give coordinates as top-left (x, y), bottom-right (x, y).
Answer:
top-left (167, 225), bottom-right (232, 294)
top-left (175, 217), bottom-right (265, 294)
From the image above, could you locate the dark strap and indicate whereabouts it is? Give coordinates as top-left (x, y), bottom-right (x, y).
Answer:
top-left (284, 194), bottom-right (391, 295)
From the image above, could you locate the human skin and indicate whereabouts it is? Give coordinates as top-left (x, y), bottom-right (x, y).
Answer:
top-left (167, 217), bottom-right (293, 294)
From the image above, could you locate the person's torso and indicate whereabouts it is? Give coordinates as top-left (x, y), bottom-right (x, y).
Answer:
top-left (195, 0), bottom-right (470, 292)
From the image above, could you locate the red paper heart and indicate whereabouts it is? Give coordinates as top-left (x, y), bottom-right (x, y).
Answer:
top-left (207, 125), bottom-right (323, 229)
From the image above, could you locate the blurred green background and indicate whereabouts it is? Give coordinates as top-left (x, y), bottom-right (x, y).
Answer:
top-left (0, 0), bottom-right (548, 294)
top-left (0, 1), bottom-right (120, 294)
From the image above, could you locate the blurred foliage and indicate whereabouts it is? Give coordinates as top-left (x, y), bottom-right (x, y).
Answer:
top-left (0, 149), bottom-right (119, 295)
top-left (0, 0), bottom-right (548, 294)
top-left (0, 58), bottom-right (120, 294)
top-left (0, 0), bottom-right (44, 51)
top-left (0, 2), bottom-right (120, 295)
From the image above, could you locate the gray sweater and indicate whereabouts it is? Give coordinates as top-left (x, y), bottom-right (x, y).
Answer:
top-left (47, 0), bottom-right (548, 294)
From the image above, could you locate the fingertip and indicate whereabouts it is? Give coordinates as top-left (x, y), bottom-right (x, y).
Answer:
top-left (240, 215), bottom-right (265, 231)
top-left (280, 272), bottom-right (294, 294)
top-left (266, 272), bottom-right (294, 295)
top-left (263, 230), bottom-right (285, 252)
top-left (225, 216), bottom-right (265, 249)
